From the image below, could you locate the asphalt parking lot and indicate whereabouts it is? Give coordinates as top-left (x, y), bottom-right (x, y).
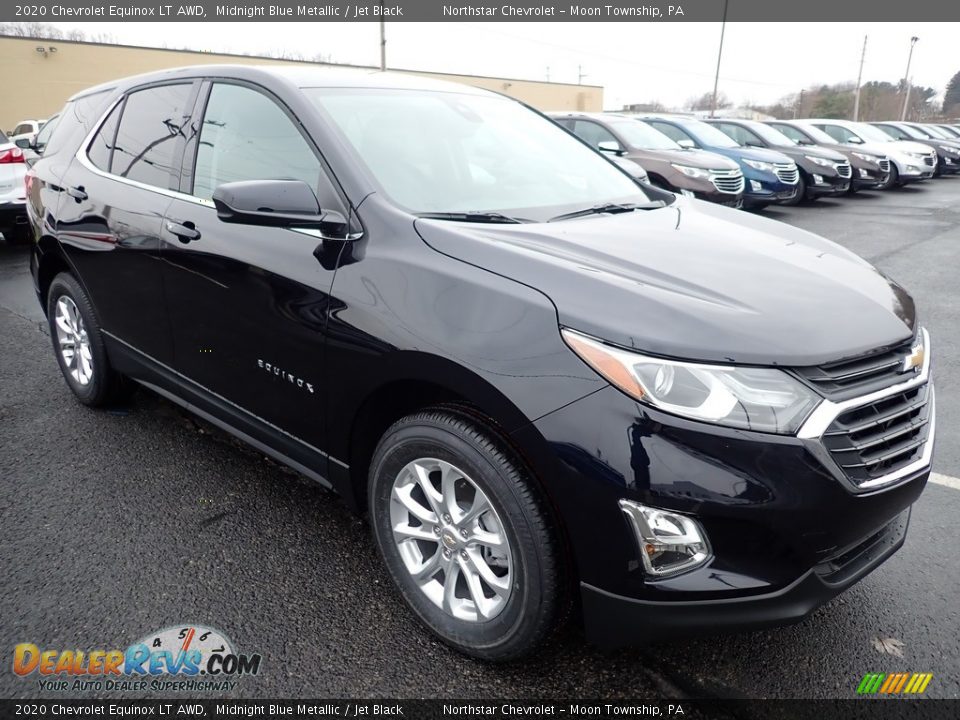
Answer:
top-left (1, 178), bottom-right (959, 702)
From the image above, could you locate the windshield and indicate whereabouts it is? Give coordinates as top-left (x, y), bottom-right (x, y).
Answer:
top-left (613, 119), bottom-right (680, 150)
top-left (683, 120), bottom-right (739, 148)
top-left (306, 89), bottom-right (649, 220)
top-left (895, 124), bottom-right (927, 140)
top-left (918, 125), bottom-right (947, 139)
top-left (749, 123), bottom-right (798, 146)
top-left (851, 123), bottom-right (895, 143)
top-left (795, 124), bottom-right (836, 145)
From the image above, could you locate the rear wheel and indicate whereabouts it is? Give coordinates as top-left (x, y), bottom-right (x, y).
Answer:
top-left (47, 273), bottom-right (129, 406)
top-left (368, 409), bottom-right (564, 661)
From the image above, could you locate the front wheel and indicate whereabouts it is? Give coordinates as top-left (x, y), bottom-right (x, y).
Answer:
top-left (779, 175), bottom-right (806, 206)
top-left (882, 164), bottom-right (900, 189)
top-left (368, 409), bottom-right (565, 661)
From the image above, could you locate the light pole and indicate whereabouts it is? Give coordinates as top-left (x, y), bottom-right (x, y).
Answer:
top-left (710, 0), bottom-right (729, 118)
top-left (852, 35), bottom-right (867, 121)
top-left (379, 3), bottom-right (386, 70)
top-left (899, 36), bottom-right (919, 121)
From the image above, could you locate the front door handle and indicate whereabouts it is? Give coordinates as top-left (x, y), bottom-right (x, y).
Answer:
top-left (66, 186), bottom-right (88, 202)
top-left (165, 220), bottom-right (201, 243)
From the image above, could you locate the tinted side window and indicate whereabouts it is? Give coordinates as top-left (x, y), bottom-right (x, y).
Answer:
top-left (14, 123), bottom-right (34, 136)
top-left (649, 121), bottom-right (692, 144)
top-left (192, 83), bottom-right (322, 200)
top-left (87, 104), bottom-right (121, 171)
top-left (717, 123), bottom-right (759, 146)
top-left (112, 83), bottom-right (193, 189)
top-left (818, 124), bottom-right (850, 143)
top-left (572, 120), bottom-right (619, 149)
top-left (34, 115), bottom-right (60, 152)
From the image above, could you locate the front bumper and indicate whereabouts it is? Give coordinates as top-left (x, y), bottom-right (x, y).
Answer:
top-left (515, 377), bottom-right (930, 647)
top-left (582, 508), bottom-right (909, 647)
top-left (805, 171), bottom-right (850, 196)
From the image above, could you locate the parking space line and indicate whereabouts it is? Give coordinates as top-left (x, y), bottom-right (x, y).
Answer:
top-left (930, 473), bottom-right (960, 490)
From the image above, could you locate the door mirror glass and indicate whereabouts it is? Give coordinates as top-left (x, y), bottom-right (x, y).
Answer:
top-left (848, 135), bottom-right (864, 144)
top-left (676, 138), bottom-right (695, 149)
top-left (212, 179), bottom-right (348, 236)
top-left (14, 138), bottom-right (31, 149)
top-left (597, 140), bottom-right (623, 155)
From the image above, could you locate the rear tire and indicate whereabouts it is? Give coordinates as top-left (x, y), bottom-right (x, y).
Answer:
top-left (368, 409), bottom-right (564, 661)
top-left (46, 273), bottom-right (129, 407)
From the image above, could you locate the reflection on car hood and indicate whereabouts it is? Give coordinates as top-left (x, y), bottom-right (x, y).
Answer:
top-left (415, 198), bottom-right (915, 366)
top-left (628, 147), bottom-right (740, 171)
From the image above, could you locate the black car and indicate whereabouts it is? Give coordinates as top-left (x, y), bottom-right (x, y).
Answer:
top-left (25, 66), bottom-right (934, 660)
top-left (706, 118), bottom-right (852, 201)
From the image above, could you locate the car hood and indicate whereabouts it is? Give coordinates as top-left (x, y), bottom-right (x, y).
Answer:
top-left (628, 147), bottom-right (739, 170)
top-left (775, 144), bottom-right (848, 162)
top-left (714, 145), bottom-right (794, 164)
top-left (415, 198), bottom-right (915, 367)
top-left (869, 139), bottom-right (935, 157)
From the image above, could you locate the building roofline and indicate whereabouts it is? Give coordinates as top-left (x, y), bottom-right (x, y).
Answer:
top-left (0, 34), bottom-right (603, 90)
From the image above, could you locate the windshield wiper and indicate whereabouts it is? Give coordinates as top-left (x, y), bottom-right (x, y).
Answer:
top-left (547, 201), bottom-right (664, 223)
top-left (416, 211), bottom-right (528, 224)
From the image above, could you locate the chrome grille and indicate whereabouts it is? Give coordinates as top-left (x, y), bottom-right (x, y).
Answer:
top-left (710, 168), bottom-right (745, 194)
top-left (836, 162), bottom-right (852, 178)
top-left (774, 162), bottom-right (799, 184)
top-left (821, 384), bottom-right (932, 487)
top-left (878, 158), bottom-right (891, 173)
top-left (793, 336), bottom-right (918, 400)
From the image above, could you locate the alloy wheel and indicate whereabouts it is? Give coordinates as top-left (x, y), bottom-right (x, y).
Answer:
top-left (389, 458), bottom-right (513, 622)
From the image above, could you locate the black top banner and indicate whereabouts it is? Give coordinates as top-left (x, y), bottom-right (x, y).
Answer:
top-left (4, 0), bottom-right (960, 23)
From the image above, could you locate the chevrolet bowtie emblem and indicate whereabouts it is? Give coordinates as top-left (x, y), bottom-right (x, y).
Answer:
top-left (901, 345), bottom-right (925, 374)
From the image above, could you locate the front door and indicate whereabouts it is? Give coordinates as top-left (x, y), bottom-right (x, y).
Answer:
top-left (160, 81), bottom-right (345, 459)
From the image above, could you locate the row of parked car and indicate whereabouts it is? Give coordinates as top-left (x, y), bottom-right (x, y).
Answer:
top-left (548, 112), bottom-right (960, 210)
top-left (1, 117), bottom-right (52, 244)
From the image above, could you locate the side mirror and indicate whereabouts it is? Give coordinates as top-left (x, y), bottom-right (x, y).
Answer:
top-left (14, 138), bottom-right (32, 149)
top-left (848, 136), bottom-right (864, 144)
top-left (597, 140), bottom-right (624, 156)
top-left (677, 139), bottom-right (695, 149)
top-left (212, 179), bottom-right (351, 238)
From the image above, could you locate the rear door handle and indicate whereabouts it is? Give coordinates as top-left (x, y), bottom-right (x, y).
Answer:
top-left (165, 220), bottom-right (201, 243)
top-left (66, 186), bottom-right (88, 202)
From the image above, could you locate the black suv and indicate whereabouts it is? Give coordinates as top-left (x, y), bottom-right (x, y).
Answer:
top-left (26, 66), bottom-right (934, 660)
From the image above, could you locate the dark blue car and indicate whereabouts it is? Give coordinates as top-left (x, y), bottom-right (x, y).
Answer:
top-left (640, 116), bottom-right (801, 208)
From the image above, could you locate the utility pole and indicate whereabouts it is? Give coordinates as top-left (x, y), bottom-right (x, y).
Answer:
top-left (852, 35), bottom-right (867, 121)
top-left (578, 65), bottom-right (586, 85)
top-left (379, 5), bottom-right (386, 70)
top-left (900, 36), bottom-right (919, 121)
top-left (795, 89), bottom-right (804, 119)
top-left (709, 0), bottom-right (729, 118)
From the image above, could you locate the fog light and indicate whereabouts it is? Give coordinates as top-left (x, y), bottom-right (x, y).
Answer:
top-left (750, 180), bottom-right (762, 192)
top-left (619, 500), bottom-right (711, 577)
top-left (907, 165), bottom-right (919, 172)
top-left (813, 174), bottom-right (824, 184)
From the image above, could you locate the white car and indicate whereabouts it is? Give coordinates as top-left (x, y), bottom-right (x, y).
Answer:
top-left (8, 119), bottom-right (46, 145)
top-left (0, 129), bottom-right (29, 244)
top-left (801, 118), bottom-right (936, 186)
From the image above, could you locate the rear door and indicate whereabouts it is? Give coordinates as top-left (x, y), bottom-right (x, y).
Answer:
top-left (53, 81), bottom-right (199, 365)
top-left (160, 80), bottom-right (348, 457)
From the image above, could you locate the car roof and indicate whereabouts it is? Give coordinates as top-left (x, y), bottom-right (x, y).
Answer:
top-left (67, 64), bottom-right (495, 102)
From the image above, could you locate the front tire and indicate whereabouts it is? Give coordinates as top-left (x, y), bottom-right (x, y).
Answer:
top-left (779, 175), bottom-right (806, 206)
top-left (47, 273), bottom-right (128, 406)
top-left (881, 164), bottom-right (900, 190)
top-left (368, 409), bottom-right (564, 661)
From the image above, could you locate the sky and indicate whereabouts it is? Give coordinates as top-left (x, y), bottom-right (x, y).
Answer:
top-left (46, 21), bottom-right (954, 109)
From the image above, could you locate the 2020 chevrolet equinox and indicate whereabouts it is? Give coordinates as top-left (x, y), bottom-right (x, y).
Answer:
top-left (26, 66), bottom-right (935, 661)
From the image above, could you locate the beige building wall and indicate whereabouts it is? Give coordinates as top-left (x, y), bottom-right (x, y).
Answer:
top-left (0, 36), bottom-right (602, 131)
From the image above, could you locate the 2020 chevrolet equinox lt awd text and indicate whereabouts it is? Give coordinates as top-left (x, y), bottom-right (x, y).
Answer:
top-left (25, 66), bottom-right (935, 661)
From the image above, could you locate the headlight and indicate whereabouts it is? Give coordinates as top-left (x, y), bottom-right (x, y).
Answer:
top-left (907, 151), bottom-right (929, 159)
top-left (671, 164), bottom-right (711, 180)
top-left (562, 329), bottom-right (821, 434)
top-left (852, 152), bottom-right (880, 162)
top-left (742, 159), bottom-right (774, 172)
top-left (805, 155), bottom-right (834, 167)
